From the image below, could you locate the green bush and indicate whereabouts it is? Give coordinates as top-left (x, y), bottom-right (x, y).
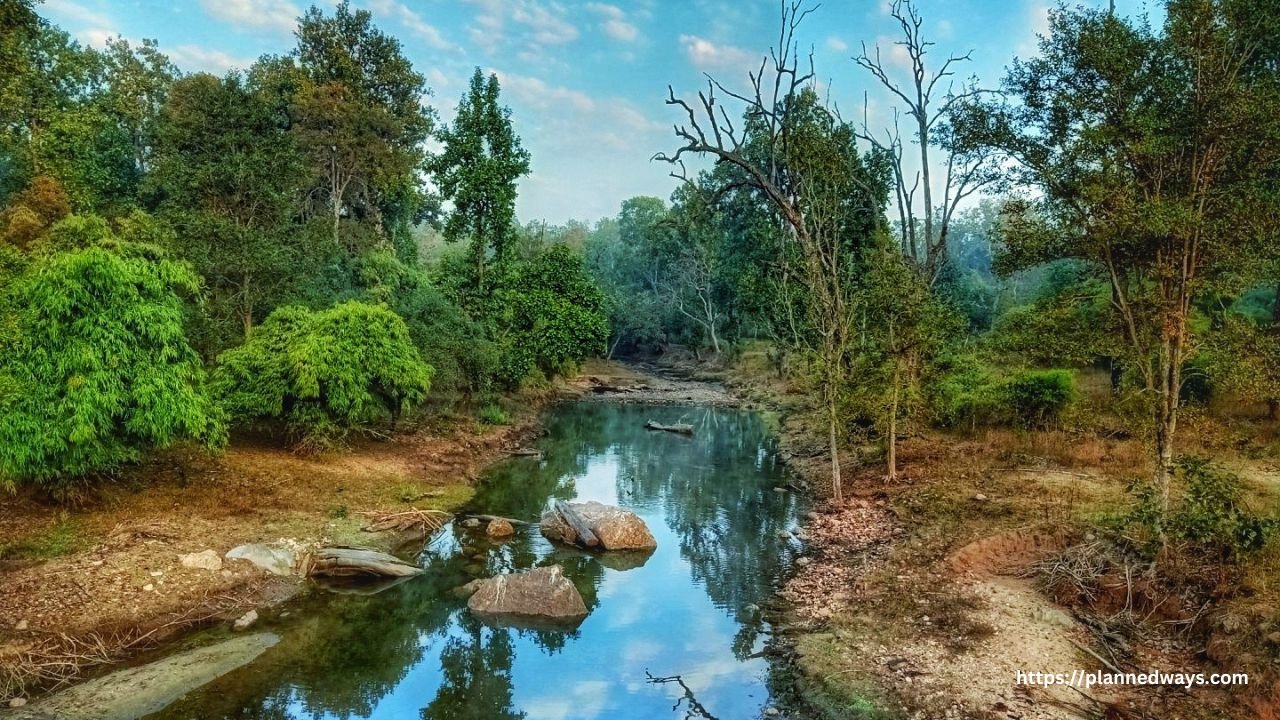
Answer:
top-left (1000, 370), bottom-right (1076, 428)
top-left (1118, 457), bottom-right (1276, 562)
top-left (930, 355), bottom-right (1075, 429)
top-left (359, 249), bottom-right (499, 396)
top-left (477, 403), bottom-right (508, 425)
top-left (213, 301), bottom-right (433, 450)
top-left (0, 214), bottom-right (225, 491)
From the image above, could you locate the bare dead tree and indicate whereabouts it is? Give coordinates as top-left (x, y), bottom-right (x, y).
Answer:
top-left (654, 1), bottom-right (878, 505)
top-left (854, 0), bottom-right (993, 284)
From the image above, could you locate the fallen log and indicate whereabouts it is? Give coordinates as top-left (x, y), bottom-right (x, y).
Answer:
top-left (306, 546), bottom-right (424, 578)
top-left (552, 500), bottom-right (599, 548)
top-left (463, 514), bottom-right (532, 526)
top-left (645, 420), bottom-right (695, 435)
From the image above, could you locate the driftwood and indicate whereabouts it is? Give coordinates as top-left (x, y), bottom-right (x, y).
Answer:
top-left (509, 448), bottom-right (543, 457)
top-left (645, 420), bottom-right (695, 435)
top-left (306, 546), bottom-right (424, 578)
top-left (464, 514), bottom-right (532, 526)
top-left (357, 508), bottom-right (451, 534)
top-left (552, 500), bottom-right (599, 548)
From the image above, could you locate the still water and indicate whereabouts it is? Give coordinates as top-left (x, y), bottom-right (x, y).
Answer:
top-left (146, 402), bottom-right (805, 720)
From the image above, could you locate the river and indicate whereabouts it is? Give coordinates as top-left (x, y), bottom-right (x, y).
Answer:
top-left (143, 401), bottom-right (806, 719)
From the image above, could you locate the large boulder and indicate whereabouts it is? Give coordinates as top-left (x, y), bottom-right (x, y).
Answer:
top-left (540, 501), bottom-right (657, 551)
top-left (465, 565), bottom-right (588, 627)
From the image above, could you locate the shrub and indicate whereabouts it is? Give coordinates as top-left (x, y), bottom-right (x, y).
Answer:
top-left (214, 301), bottom-right (433, 450)
top-left (358, 249), bottom-right (499, 396)
top-left (1000, 370), bottom-right (1076, 428)
top-left (0, 215), bottom-right (225, 492)
top-left (1117, 457), bottom-right (1276, 562)
top-left (929, 355), bottom-right (1075, 429)
top-left (477, 403), bottom-right (508, 425)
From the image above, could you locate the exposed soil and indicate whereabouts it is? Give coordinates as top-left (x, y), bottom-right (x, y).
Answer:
top-left (0, 374), bottom-right (597, 704)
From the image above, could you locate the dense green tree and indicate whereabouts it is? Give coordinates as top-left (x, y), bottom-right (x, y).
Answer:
top-left (293, 1), bottom-right (433, 247)
top-left (430, 68), bottom-right (531, 297)
top-left (496, 244), bottom-right (608, 386)
top-left (0, 213), bottom-right (225, 491)
top-left (956, 2), bottom-right (1280, 506)
top-left (149, 72), bottom-right (306, 350)
top-left (98, 36), bottom-right (179, 175)
top-left (213, 301), bottom-right (433, 449)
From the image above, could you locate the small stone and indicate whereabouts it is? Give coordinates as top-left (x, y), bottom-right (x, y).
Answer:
top-left (9, 697), bottom-right (27, 708)
top-left (796, 557), bottom-right (811, 567)
top-left (233, 610), bottom-right (258, 631)
top-left (143, 583), bottom-right (155, 592)
top-left (773, 487), bottom-right (787, 493)
top-left (805, 511), bottom-right (820, 521)
top-left (221, 570), bottom-right (233, 578)
top-left (765, 708), bottom-right (780, 717)
top-left (972, 493), bottom-right (988, 502)
top-left (150, 571), bottom-right (164, 577)
top-left (1267, 632), bottom-right (1280, 646)
top-left (462, 518), bottom-right (481, 529)
top-left (180, 549), bottom-right (223, 571)
top-left (14, 620), bottom-right (27, 631)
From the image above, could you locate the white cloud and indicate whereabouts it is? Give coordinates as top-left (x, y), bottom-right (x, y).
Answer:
top-left (826, 36), bottom-right (849, 53)
top-left (1017, 1), bottom-right (1052, 58)
top-left (76, 28), bottom-right (118, 48)
top-left (679, 34), bottom-right (756, 71)
top-left (168, 44), bottom-right (254, 74)
top-left (587, 3), bottom-right (638, 43)
top-left (200, 0), bottom-right (300, 34)
top-left (464, 0), bottom-right (578, 57)
top-left (366, 0), bottom-right (455, 51)
top-left (41, 0), bottom-right (113, 29)
top-left (512, 1), bottom-right (577, 45)
top-left (937, 19), bottom-right (955, 39)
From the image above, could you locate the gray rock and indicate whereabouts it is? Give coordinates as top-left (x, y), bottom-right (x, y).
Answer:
top-left (467, 565), bottom-right (588, 627)
top-left (232, 610), bottom-right (258, 631)
top-left (225, 544), bottom-right (297, 576)
top-left (462, 518), bottom-right (481, 529)
top-left (6, 633), bottom-right (278, 720)
top-left (180, 550), bottom-right (223, 572)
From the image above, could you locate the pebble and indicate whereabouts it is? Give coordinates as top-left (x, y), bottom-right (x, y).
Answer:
top-left (805, 511), bottom-right (820, 521)
top-left (143, 584), bottom-right (155, 592)
top-left (972, 493), bottom-right (988, 502)
top-left (9, 697), bottom-right (27, 708)
top-left (150, 571), bottom-right (164, 577)
top-left (764, 708), bottom-right (780, 717)
top-left (796, 557), bottom-right (812, 567)
top-left (14, 620), bottom-right (27, 631)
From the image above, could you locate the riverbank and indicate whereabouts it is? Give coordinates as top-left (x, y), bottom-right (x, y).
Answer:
top-left (0, 373), bottom-right (606, 705)
top-left (649, 344), bottom-right (1267, 720)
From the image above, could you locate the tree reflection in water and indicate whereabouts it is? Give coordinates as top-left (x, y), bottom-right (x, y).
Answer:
top-left (142, 402), bottom-right (802, 720)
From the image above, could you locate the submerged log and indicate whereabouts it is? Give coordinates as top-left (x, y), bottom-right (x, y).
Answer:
top-left (645, 420), bottom-right (695, 435)
top-left (306, 546), bottom-right (423, 578)
top-left (463, 514), bottom-right (532, 526)
top-left (552, 500), bottom-right (599, 548)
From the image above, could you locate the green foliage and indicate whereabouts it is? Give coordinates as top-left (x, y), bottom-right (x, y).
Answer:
top-left (930, 354), bottom-right (1076, 430)
top-left (494, 244), bottom-right (608, 386)
top-left (1001, 370), bottom-right (1076, 428)
top-left (358, 248), bottom-right (498, 395)
top-left (0, 214), bottom-right (225, 491)
top-left (477, 403), bottom-right (508, 426)
top-left (1118, 457), bottom-right (1276, 562)
top-left (430, 68), bottom-right (531, 297)
top-left (213, 301), bottom-right (433, 450)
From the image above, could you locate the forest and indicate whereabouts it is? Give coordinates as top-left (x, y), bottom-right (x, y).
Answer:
top-left (3, 0), bottom-right (1280, 718)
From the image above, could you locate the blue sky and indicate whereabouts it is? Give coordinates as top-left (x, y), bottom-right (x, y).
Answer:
top-left (37, 0), bottom-right (1157, 224)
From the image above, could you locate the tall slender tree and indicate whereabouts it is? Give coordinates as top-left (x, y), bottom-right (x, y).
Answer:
top-left (430, 68), bottom-right (531, 297)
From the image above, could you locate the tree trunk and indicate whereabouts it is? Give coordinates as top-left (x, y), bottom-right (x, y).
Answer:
top-left (828, 388), bottom-right (842, 505)
top-left (887, 361), bottom-right (899, 481)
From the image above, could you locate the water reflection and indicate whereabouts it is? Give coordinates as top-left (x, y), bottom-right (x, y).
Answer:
top-left (144, 403), bottom-right (803, 720)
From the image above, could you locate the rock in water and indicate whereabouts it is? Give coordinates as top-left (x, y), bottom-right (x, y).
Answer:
top-left (485, 518), bottom-right (515, 538)
top-left (5, 633), bottom-right (278, 720)
top-left (540, 501), bottom-right (657, 551)
top-left (232, 610), bottom-right (258, 631)
top-left (225, 544), bottom-right (297, 576)
top-left (467, 565), bottom-right (588, 627)
top-left (180, 549), bottom-right (223, 571)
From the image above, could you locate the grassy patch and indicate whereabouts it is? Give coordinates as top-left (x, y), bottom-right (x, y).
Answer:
top-left (0, 515), bottom-right (90, 562)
